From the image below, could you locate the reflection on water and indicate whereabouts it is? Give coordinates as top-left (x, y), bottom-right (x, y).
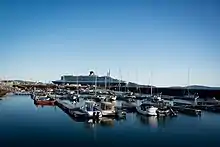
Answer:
top-left (34, 103), bottom-right (57, 109)
top-left (75, 117), bottom-right (116, 129)
top-left (136, 114), bottom-right (176, 129)
top-left (100, 117), bottom-right (114, 127)
top-left (2, 96), bottom-right (220, 147)
top-left (137, 115), bottom-right (158, 128)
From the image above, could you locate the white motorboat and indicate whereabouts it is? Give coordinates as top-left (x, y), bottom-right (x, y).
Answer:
top-left (80, 100), bottom-right (102, 118)
top-left (97, 102), bottom-right (116, 116)
top-left (136, 104), bottom-right (158, 116)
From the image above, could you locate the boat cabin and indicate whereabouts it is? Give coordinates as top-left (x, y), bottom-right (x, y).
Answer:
top-left (84, 101), bottom-right (98, 111)
top-left (140, 103), bottom-right (154, 111)
top-left (100, 102), bottom-right (114, 110)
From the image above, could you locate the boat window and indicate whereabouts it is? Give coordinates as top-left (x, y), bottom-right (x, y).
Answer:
top-left (141, 106), bottom-right (146, 111)
top-left (88, 106), bottom-right (92, 111)
top-left (93, 107), bottom-right (97, 111)
top-left (86, 105), bottom-right (92, 111)
top-left (106, 105), bottom-right (112, 110)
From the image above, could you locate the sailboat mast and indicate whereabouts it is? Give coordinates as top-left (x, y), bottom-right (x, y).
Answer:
top-left (126, 72), bottom-right (129, 92)
top-left (105, 75), bottom-right (107, 90)
top-left (187, 68), bottom-right (190, 96)
top-left (107, 69), bottom-right (110, 90)
top-left (76, 75), bottom-right (79, 95)
top-left (150, 71), bottom-right (153, 96)
top-left (95, 74), bottom-right (97, 96)
top-left (136, 69), bottom-right (139, 93)
top-left (119, 68), bottom-right (121, 92)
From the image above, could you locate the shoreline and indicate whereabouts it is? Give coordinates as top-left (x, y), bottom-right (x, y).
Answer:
top-left (0, 89), bottom-right (8, 97)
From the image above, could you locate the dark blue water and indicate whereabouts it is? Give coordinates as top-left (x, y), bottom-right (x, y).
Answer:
top-left (0, 95), bottom-right (220, 147)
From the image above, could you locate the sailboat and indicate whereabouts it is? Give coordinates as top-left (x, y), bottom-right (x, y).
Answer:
top-left (72, 75), bottom-right (80, 101)
top-left (104, 70), bottom-right (116, 101)
top-left (176, 68), bottom-right (199, 101)
top-left (136, 71), bottom-right (160, 116)
top-left (147, 71), bottom-right (162, 101)
top-left (136, 103), bottom-right (158, 116)
top-left (92, 73), bottom-right (107, 102)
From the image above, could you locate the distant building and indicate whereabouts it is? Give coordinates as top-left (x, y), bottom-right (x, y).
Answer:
top-left (52, 72), bottom-right (126, 87)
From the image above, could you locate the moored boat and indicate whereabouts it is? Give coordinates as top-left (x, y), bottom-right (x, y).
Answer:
top-left (79, 100), bottom-right (102, 118)
top-left (34, 96), bottom-right (56, 105)
top-left (136, 103), bottom-right (158, 116)
top-left (97, 102), bottom-right (116, 117)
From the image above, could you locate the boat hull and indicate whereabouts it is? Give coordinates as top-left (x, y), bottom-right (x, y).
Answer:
top-left (34, 100), bottom-right (56, 106)
top-left (101, 110), bottom-right (116, 117)
top-left (136, 106), bottom-right (158, 116)
top-left (86, 111), bottom-right (102, 118)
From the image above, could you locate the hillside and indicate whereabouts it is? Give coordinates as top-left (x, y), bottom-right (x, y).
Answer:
top-left (168, 85), bottom-right (220, 90)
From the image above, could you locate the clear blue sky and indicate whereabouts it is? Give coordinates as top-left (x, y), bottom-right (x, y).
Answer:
top-left (0, 0), bottom-right (220, 87)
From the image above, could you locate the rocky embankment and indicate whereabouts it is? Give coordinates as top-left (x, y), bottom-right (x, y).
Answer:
top-left (0, 89), bottom-right (8, 97)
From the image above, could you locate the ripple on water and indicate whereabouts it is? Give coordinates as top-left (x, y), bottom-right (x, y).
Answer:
top-left (0, 95), bottom-right (220, 147)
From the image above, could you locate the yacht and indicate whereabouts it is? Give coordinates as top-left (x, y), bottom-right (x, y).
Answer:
top-left (136, 103), bottom-right (158, 116)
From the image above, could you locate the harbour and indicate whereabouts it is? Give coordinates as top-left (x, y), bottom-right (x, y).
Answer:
top-left (1, 0), bottom-right (220, 146)
top-left (1, 72), bottom-right (220, 147)
top-left (1, 95), bottom-right (220, 147)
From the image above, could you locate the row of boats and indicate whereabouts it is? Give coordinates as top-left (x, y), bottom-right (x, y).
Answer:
top-left (32, 95), bottom-right (125, 118)
top-left (31, 89), bottom-right (178, 118)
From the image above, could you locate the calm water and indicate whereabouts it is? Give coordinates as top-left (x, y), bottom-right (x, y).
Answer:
top-left (0, 95), bottom-right (220, 147)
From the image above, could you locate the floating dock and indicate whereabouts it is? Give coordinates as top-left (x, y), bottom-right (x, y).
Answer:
top-left (171, 106), bottom-right (201, 116)
top-left (55, 99), bottom-right (82, 113)
top-left (56, 99), bottom-right (126, 119)
top-left (55, 99), bottom-right (87, 116)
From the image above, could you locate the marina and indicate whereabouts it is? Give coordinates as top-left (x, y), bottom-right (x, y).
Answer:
top-left (1, 95), bottom-right (220, 147)
top-left (1, 0), bottom-right (220, 146)
top-left (1, 72), bottom-right (220, 147)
